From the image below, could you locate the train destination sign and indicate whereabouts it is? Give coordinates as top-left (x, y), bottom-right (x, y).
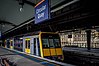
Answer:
top-left (35, 0), bottom-right (50, 24)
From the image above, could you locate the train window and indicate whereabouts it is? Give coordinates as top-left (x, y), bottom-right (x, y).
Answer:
top-left (28, 40), bottom-right (30, 49)
top-left (37, 38), bottom-right (41, 56)
top-left (14, 40), bottom-right (16, 46)
top-left (37, 38), bottom-right (40, 46)
top-left (11, 41), bottom-right (13, 46)
top-left (42, 39), bottom-right (49, 48)
top-left (20, 40), bottom-right (23, 47)
top-left (54, 39), bottom-right (61, 48)
top-left (25, 40), bottom-right (27, 48)
top-left (34, 38), bottom-right (36, 55)
top-left (49, 39), bottom-right (55, 48)
top-left (18, 44), bottom-right (20, 47)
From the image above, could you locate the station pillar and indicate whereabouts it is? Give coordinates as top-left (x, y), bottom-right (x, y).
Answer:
top-left (86, 30), bottom-right (91, 50)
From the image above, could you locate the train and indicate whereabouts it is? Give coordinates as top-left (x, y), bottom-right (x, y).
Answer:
top-left (4, 32), bottom-right (64, 61)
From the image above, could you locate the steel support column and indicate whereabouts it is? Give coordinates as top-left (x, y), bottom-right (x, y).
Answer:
top-left (86, 30), bottom-right (91, 50)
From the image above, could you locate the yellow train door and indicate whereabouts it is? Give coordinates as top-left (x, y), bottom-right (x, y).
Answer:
top-left (4, 40), bottom-right (7, 48)
top-left (10, 40), bottom-right (13, 49)
top-left (25, 38), bottom-right (30, 54)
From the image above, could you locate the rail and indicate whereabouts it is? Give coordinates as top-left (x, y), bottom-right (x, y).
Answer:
top-left (63, 50), bottom-right (99, 65)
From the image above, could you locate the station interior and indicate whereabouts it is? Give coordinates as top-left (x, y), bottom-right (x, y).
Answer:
top-left (0, 0), bottom-right (99, 66)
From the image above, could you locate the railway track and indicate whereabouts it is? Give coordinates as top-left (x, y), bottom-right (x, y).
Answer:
top-left (63, 50), bottom-right (99, 66)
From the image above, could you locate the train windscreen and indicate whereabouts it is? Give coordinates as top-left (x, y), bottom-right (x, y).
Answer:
top-left (41, 33), bottom-right (61, 48)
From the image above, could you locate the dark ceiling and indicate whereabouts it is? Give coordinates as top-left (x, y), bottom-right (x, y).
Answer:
top-left (0, 0), bottom-right (65, 33)
top-left (1, 0), bottom-right (99, 38)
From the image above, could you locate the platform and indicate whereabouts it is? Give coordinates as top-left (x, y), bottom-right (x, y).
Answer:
top-left (0, 47), bottom-right (75, 66)
top-left (0, 47), bottom-right (44, 66)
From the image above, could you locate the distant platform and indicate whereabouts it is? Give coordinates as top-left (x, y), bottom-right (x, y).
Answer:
top-left (63, 47), bottom-right (99, 56)
top-left (62, 47), bottom-right (99, 65)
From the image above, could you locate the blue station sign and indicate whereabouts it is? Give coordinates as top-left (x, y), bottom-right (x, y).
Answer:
top-left (35, 0), bottom-right (50, 24)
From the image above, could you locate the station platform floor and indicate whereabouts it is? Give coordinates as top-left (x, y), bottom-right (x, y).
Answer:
top-left (0, 47), bottom-right (44, 66)
top-left (0, 47), bottom-right (75, 66)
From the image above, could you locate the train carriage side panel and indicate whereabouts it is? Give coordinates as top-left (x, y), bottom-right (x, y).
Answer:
top-left (56, 48), bottom-right (63, 55)
top-left (39, 32), bottom-right (44, 58)
top-left (39, 32), bottom-right (52, 57)
top-left (10, 40), bottom-right (13, 49)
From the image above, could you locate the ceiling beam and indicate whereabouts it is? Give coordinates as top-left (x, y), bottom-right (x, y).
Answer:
top-left (25, 0), bottom-right (36, 6)
top-left (0, 20), bottom-right (16, 27)
top-left (16, 0), bottom-right (36, 6)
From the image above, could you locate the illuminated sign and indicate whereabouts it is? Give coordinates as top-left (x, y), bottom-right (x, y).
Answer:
top-left (35, 0), bottom-right (50, 24)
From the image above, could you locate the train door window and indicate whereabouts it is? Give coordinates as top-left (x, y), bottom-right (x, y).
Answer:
top-left (28, 40), bottom-right (30, 49)
top-left (37, 38), bottom-right (40, 56)
top-left (25, 40), bottom-right (27, 48)
top-left (11, 41), bottom-right (13, 46)
top-left (18, 40), bottom-right (20, 47)
top-left (42, 39), bottom-right (49, 48)
top-left (34, 38), bottom-right (36, 55)
top-left (19, 40), bottom-right (20, 47)
top-left (20, 40), bottom-right (23, 47)
top-left (49, 39), bottom-right (54, 48)
top-left (7, 40), bottom-right (10, 48)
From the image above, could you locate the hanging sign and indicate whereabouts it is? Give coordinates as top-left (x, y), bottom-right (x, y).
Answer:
top-left (35, 0), bottom-right (50, 24)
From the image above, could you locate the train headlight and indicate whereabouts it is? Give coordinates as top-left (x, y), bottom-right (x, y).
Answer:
top-left (58, 55), bottom-right (62, 60)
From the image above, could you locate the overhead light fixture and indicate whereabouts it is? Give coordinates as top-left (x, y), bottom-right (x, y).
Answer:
top-left (18, 0), bottom-right (25, 12)
top-left (20, 6), bottom-right (24, 12)
top-left (2, 24), bottom-right (5, 27)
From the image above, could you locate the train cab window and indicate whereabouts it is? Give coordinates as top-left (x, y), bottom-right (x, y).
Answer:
top-left (49, 39), bottom-right (55, 48)
top-left (42, 39), bottom-right (49, 48)
top-left (54, 39), bottom-right (61, 48)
